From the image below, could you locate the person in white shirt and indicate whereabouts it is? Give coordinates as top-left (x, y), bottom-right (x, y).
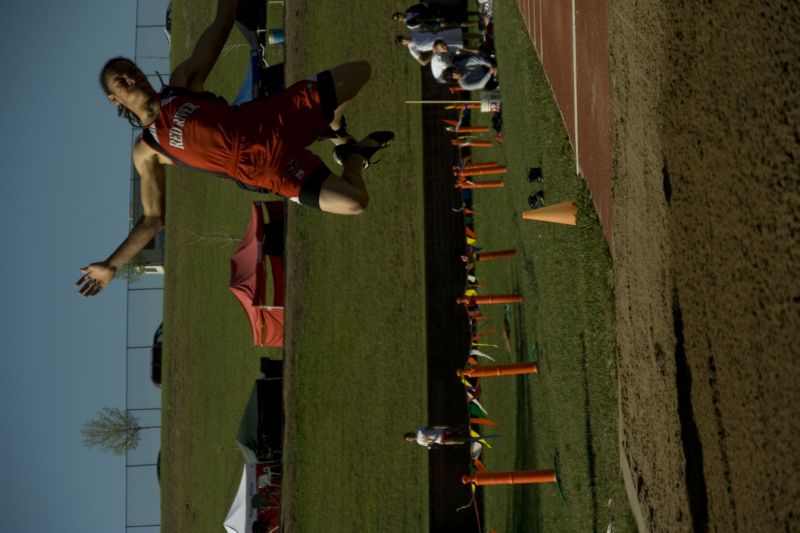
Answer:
top-left (444, 55), bottom-right (498, 91)
top-left (429, 38), bottom-right (480, 82)
top-left (405, 425), bottom-right (470, 448)
top-left (396, 28), bottom-right (480, 66)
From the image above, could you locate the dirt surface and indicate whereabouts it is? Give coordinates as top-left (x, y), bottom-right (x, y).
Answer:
top-left (609, 2), bottom-right (800, 531)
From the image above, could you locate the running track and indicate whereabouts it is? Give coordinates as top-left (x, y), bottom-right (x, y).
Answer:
top-left (516, 0), bottom-right (613, 247)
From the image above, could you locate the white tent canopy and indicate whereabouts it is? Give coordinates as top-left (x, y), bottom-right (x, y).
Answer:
top-left (224, 462), bottom-right (281, 533)
top-left (224, 464), bottom-right (257, 533)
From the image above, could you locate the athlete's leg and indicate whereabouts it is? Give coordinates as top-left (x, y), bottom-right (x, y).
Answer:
top-left (311, 62), bottom-right (370, 145)
top-left (327, 61), bottom-right (371, 107)
top-left (313, 131), bottom-right (393, 215)
top-left (325, 61), bottom-right (371, 131)
top-left (441, 436), bottom-right (470, 445)
top-left (317, 154), bottom-right (369, 215)
top-left (440, 424), bottom-right (470, 445)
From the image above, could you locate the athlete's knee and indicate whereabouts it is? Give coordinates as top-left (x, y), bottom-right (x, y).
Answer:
top-left (324, 194), bottom-right (367, 215)
top-left (345, 191), bottom-right (369, 215)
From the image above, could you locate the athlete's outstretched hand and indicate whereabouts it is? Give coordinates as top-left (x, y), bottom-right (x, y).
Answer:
top-left (76, 262), bottom-right (117, 297)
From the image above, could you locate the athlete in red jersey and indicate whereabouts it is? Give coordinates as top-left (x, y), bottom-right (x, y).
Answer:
top-left (139, 79), bottom-right (352, 201)
top-left (77, 0), bottom-right (392, 297)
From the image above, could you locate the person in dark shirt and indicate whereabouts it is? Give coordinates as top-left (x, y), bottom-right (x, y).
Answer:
top-left (392, 2), bottom-right (468, 31)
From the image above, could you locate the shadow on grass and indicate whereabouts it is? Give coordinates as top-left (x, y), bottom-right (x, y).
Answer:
top-left (421, 54), bottom-right (483, 533)
top-left (510, 375), bottom-right (542, 532)
top-left (484, 276), bottom-right (544, 532)
top-left (580, 332), bottom-right (599, 529)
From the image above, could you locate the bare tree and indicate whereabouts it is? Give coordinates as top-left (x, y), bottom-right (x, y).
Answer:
top-left (81, 407), bottom-right (155, 455)
top-left (113, 251), bottom-right (148, 283)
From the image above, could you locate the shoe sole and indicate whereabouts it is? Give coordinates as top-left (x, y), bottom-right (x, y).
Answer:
top-left (366, 131), bottom-right (394, 148)
top-left (333, 131), bottom-right (395, 168)
top-left (359, 132), bottom-right (394, 169)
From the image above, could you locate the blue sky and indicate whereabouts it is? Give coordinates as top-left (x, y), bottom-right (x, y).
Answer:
top-left (0, 1), bottom-right (166, 531)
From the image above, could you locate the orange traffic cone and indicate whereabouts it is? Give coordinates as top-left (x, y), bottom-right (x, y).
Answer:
top-left (522, 200), bottom-right (577, 225)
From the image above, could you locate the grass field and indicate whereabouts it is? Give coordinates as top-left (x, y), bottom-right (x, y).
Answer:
top-left (160, 1), bottom-right (633, 532)
top-left (462, 3), bottom-right (634, 531)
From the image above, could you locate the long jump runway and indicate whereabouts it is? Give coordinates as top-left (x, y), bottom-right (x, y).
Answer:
top-left (516, 0), bottom-right (613, 247)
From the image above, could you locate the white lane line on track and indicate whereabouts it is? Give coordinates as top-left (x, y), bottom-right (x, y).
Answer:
top-left (572, 0), bottom-right (580, 175)
top-left (538, 0), bottom-right (543, 55)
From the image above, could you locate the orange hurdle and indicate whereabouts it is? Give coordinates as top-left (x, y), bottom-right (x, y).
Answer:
top-left (456, 180), bottom-right (504, 189)
top-left (462, 469), bottom-right (557, 486)
top-left (457, 361), bottom-right (539, 378)
top-left (454, 162), bottom-right (498, 173)
top-left (463, 161), bottom-right (498, 169)
top-left (474, 249), bottom-right (516, 261)
top-left (451, 139), bottom-right (492, 147)
top-left (455, 166), bottom-right (507, 177)
top-left (457, 294), bottom-right (522, 305)
top-left (448, 126), bottom-right (490, 133)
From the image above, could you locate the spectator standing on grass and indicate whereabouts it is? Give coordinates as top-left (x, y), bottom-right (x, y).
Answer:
top-left (77, 0), bottom-right (394, 297)
top-left (429, 38), bottom-right (480, 82)
top-left (444, 55), bottom-right (498, 91)
top-left (405, 426), bottom-right (470, 449)
top-left (396, 28), bottom-right (481, 67)
top-left (392, 2), bottom-right (470, 31)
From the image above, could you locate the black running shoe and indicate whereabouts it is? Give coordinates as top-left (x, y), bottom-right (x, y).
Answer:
top-left (528, 190), bottom-right (545, 209)
top-left (527, 167), bottom-right (543, 183)
top-left (333, 131), bottom-right (395, 169)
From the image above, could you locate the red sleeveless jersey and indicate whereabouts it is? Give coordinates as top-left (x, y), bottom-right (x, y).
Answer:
top-left (144, 87), bottom-right (239, 178)
top-left (141, 83), bottom-right (330, 197)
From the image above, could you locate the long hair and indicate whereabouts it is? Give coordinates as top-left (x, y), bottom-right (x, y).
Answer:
top-left (99, 56), bottom-right (143, 127)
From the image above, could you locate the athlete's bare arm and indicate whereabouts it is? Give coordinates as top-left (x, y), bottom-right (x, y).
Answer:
top-left (76, 141), bottom-right (166, 297)
top-left (169, 0), bottom-right (239, 91)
